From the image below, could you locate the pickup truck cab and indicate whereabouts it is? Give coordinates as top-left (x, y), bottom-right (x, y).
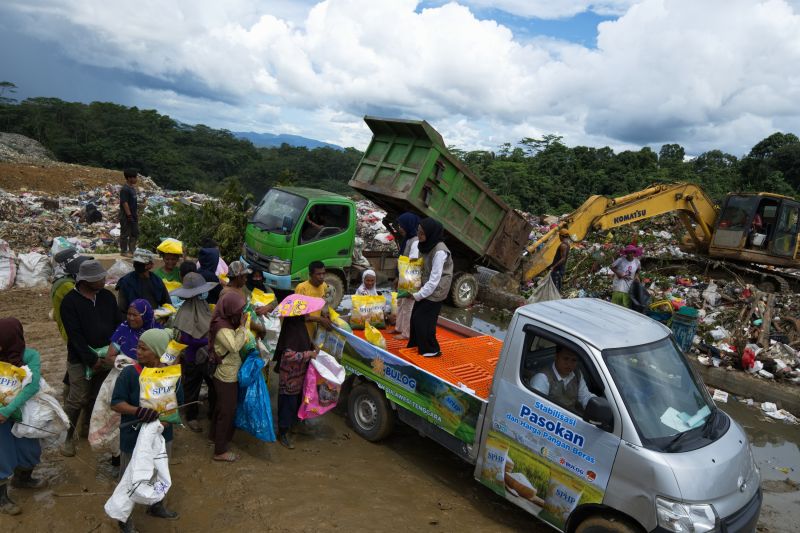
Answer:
top-left (325, 298), bottom-right (760, 533)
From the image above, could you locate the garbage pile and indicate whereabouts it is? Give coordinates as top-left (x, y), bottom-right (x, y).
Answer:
top-left (0, 177), bottom-right (164, 253)
top-left (355, 199), bottom-right (396, 253)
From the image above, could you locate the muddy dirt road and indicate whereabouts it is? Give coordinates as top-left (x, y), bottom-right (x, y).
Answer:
top-left (0, 288), bottom-right (541, 533)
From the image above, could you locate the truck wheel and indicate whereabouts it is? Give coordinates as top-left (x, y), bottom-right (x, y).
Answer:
top-left (324, 272), bottom-right (345, 309)
top-left (575, 515), bottom-right (642, 533)
top-left (347, 383), bottom-right (394, 442)
top-left (450, 272), bottom-right (478, 308)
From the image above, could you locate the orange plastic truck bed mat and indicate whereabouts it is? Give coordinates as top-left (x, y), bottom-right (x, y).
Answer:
top-left (353, 327), bottom-right (502, 399)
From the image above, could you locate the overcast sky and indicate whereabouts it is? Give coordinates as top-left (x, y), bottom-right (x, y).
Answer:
top-left (2, 0), bottom-right (799, 156)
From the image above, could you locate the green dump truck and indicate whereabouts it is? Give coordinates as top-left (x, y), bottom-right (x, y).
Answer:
top-left (243, 117), bottom-right (531, 308)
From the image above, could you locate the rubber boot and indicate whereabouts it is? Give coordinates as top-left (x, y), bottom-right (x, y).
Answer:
top-left (146, 500), bottom-right (179, 520)
top-left (61, 408), bottom-right (80, 457)
top-left (11, 468), bottom-right (45, 490)
top-left (0, 482), bottom-right (20, 516)
top-left (118, 518), bottom-right (138, 533)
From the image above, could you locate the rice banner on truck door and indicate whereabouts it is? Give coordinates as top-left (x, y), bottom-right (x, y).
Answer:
top-left (477, 380), bottom-right (620, 530)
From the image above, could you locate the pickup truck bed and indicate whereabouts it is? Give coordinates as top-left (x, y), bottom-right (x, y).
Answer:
top-left (352, 325), bottom-right (502, 399)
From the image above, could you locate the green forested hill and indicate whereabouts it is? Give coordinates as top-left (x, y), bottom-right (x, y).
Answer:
top-left (1, 94), bottom-right (798, 213)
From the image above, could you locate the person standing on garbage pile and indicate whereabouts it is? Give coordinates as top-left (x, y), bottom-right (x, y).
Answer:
top-left (610, 244), bottom-right (642, 308)
top-left (172, 273), bottom-right (218, 433)
top-left (60, 260), bottom-right (124, 457)
top-left (197, 240), bottom-right (223, 305)
top-left (111, 328), bottom-right (182, 531)
top-left (208, 291), bottom-right (248, 462)
top-left (549, 229), bottom-right (571, 292)
top-left (107, 299), bottom-right (162, 362)
top-left (153, 238), bottom-right (183, 283)
top-left (355, 269), bottom-right (378, 296)
top-left (400, 218), bottom-right (453, 358)
top-left (118, 169), bottom-right (139, 258)
top-left (274, 316), bottom-right (318, 450)
top-left (390, 212), bottom-right (420, 340)
top-left (294, 261), bottom-right (333, 339)
top-left (51, 249), bottom-right (93, 343)
top-left (0, 318), bottom-right (45, 516)
top-left (116, 248), bottom-right (170, 313)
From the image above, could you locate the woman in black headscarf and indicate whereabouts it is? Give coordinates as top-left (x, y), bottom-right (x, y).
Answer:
top-left (400, 218), bottom-right (453, 357)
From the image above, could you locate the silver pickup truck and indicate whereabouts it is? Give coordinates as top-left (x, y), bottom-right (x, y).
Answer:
top-left (319, 298), bottom-right (761, 533)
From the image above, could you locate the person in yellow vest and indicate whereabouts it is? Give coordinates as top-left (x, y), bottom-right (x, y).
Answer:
top-left (294, 261), bottom-right (332, 338)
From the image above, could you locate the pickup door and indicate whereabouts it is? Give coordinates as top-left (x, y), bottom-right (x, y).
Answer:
top-left (474, 319), bottom-right (621, 532)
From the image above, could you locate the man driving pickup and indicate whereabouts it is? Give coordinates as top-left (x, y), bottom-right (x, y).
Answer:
top-left (530, 347), bottom-right (596, 412)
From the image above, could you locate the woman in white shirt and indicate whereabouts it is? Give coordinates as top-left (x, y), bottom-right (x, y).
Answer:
top-left (401, 218), bottom-right (452, 357)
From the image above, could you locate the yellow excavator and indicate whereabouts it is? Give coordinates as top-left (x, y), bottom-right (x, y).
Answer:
top-left (522, 183), bottom-right (800, 291)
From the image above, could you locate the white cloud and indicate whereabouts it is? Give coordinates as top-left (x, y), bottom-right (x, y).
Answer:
top-left (1, 0), bottom-right (800, 157)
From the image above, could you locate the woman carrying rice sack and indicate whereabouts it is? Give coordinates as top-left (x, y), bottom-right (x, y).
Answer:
top-left (111, 328), bottom-right (182, 530)
top-left (107, 299), bottom-right (161, 361)
top-left (274, 316), bottom-right (317, 450)
top-left (0, 318), bottom-right (45, 516)
top-left (208, 291), bottom-right (248, 462)
top-left (400, 218), bottom-right (452, 358)
top-left (391, 212), bottom-right (420, 340)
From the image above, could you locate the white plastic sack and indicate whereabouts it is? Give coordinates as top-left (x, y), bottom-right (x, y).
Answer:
top-left (258, 314), bottom-right (281, 356)
top-left (104, 421), bottom-right (171, 522)
top-left (526, 274), bottom-right (562, 304)
top-left (0, 239), bottom-right (17, 290)
top-left (11, 378), bottom-right (70, 448)
top-left (89, 355), bottom-right (135, 454)
top-left (106, 258), bottom-right (134, 285)
top-left (709, 326), bottom-right (730, 341)
top-left (50, 237), bottom-right (74, 259)
top-left (15, 252), bottom-right (52, 288)
top-left (311, 351), bottom-right (347, 387)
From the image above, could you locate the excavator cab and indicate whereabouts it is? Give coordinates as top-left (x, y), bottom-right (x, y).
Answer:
top-left (712, 193), bottom-right (800, 264)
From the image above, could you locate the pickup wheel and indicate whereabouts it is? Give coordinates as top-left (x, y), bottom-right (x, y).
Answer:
top-left (575, 515), bottom-right (642, 533)
top-left (450, 272), bottom-right (478, 308)
top-left (348, 383), bottom-right (394, 442)
top-left (324, 272), bottom-right (345, 309)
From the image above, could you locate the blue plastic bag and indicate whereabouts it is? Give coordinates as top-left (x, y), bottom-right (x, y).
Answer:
top-left (235, 352), bottom-right (276, 442)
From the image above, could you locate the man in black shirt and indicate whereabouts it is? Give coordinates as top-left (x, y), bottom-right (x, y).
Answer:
top-left (119, 169), bottom-right (138, 257)
top-left (59, 260), bottom-right (124, 457)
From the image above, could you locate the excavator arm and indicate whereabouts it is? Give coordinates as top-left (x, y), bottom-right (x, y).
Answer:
top-left (521, 183), bottom-right (719, 281)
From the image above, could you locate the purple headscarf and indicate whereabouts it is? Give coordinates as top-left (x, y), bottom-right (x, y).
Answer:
top-left (110, 299), bottom-right (160, 358)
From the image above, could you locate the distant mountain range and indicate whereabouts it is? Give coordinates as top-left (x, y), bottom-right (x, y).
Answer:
top-left (233, 131), bottom-right (342, 150)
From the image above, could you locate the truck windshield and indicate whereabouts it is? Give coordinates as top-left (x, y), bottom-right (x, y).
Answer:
top-left (251, 189), bottom-right (307, 234)
top-left (603, 337), bottom-right (719, 452)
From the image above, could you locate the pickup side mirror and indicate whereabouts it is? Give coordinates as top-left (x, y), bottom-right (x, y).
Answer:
top-left (583, 397), bottom-right (614, 433)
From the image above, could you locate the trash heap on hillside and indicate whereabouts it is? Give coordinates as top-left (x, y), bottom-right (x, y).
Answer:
top-left (520, 213), bottom-right (800, 394)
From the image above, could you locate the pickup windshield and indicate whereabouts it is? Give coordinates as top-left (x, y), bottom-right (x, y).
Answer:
top-left (603, 337), bottom-right (719, 452)
top-left (251, 189), bottom-right (307, 234)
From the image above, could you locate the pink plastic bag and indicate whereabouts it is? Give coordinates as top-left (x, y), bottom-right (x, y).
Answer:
top-left (297, 352), bottom-right (346, 420)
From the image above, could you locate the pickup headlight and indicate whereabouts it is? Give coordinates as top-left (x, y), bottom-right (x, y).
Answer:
top-left (656, 497), bottom-right (717, 532)
top-left (268, 259), bottom-right (291, 276)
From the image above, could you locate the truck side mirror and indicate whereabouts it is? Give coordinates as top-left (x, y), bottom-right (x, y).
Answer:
top-left (583, 397), bottom-right (614, 432)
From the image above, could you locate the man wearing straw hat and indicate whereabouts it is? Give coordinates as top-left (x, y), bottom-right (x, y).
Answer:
top-left (611, 244), bottom-right (642, 308)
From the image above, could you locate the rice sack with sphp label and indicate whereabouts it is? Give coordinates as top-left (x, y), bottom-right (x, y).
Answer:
top-left (397, 255), bottom-right (423, 292)
top-left (0, 361), bottom-right (27, 407)
top-left (139, 365), bottom-right (182, 424)
top-left (160, 340), bottom-right (187, 366)
top-left (350, 294), bottom-right (386, 329)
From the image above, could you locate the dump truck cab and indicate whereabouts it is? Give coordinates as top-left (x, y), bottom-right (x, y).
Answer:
top-left (244, 187), bottom-right (356, 303)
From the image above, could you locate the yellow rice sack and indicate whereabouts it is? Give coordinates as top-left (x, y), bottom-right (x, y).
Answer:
top-left (250, 288), bottom-right (276, 308)
top-left (160, 339), bottom-right (188, 365)
top-left (0, 362), bottom-right (27, 407)
top-left (163, 280), bottom-right (183, 293)
top-left (398, 255), bottom-right (424, 292)
top-left (364, 322), bottom-right (387, 350)
top-left (350, 294), bottom-right (386, 330)
top-left (139, 365), bottom-right (182, 424)
top-left (391, 292), bottom-right (398, 317)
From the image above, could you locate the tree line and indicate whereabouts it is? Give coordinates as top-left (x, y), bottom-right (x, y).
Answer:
top-left (1, 90), bottom-right (799, 215)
